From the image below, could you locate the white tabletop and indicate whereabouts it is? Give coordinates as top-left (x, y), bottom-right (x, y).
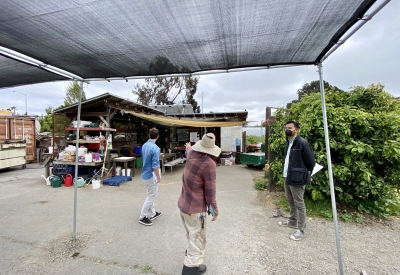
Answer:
top-left (113, 157), bottom-right (135, 161)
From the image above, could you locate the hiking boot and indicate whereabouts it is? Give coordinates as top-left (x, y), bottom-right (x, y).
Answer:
top-left (139, 217), bottom-right (153, 226)
top-left (290, 230), bottom-right (304, 241)
top-left (182, 265), bottom-right (199, 275)
top-left (198, 264), bottom-right (207, 274)
top-left (278, 220), bottom-right (298, 229)
top-left (150, 211), bottom-right (161, 221)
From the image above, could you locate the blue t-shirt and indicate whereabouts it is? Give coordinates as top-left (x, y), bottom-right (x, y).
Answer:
top-left (141, 139), bottom-right (160, 180)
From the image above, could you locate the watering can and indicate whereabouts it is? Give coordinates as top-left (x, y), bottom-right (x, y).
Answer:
top-left (48, 175), bottom-right (63, 188)
top-left (64, 174), bottom-right (73, 187)
top-left (41, 175), bottom-right (51, 186)
top-left (74, 177), bottom-right (85, 188)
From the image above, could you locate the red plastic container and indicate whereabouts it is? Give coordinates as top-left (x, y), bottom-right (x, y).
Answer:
top-left (64, 174), bottom-right (73, 187)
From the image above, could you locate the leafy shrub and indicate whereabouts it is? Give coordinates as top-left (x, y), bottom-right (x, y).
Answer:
top-left (270, 83), bottom-right (400, 217)
top-left (254, 176), bottom-right (268, 190)
top-left (247, 135), bottom-right (258, 144)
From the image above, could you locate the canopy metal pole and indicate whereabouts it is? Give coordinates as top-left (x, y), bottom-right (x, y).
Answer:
top-left (317, 63), bottom-right (344, 275)
top-left (72, 81), bottom-right (84, 241)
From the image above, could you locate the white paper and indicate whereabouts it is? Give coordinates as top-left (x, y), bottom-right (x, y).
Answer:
top-left (152, 171), bottom-right (161, 184)
top-left (190, 132), bottom-right (199, 142)
top-left (311, 163), bottom-right (323, 176)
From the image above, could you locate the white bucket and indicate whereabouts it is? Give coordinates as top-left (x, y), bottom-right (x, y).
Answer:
top-left (48, 147), bottom-right (53, 154)
top-left (85, 153), bottom-right (93, 162)
top-left (115, 167), bottom-right (121, 176)
top-left (121, 168), bottom-right (131, 176)
top-left (92, 179), bottom-right (101, 189)
top-left (78, 147), bottom-right (87, 156)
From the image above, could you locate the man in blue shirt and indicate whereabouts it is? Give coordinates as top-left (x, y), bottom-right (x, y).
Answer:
top-left (139, 128), bottom-right (162, 226)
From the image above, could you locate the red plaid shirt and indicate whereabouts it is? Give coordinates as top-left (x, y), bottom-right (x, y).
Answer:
top-left (178, 146), bottom-right (218, 215)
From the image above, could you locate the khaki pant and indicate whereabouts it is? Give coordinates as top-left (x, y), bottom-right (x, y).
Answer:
top-left (284, 179), bottom-right (306, 232)
top-left (139, 177), bottom-right (159, 219)
top-left (180, 211), bottom-right (207, 267)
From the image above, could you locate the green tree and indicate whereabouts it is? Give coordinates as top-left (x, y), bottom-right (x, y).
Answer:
top-left (132, 55), bottom-right (200, 112)
top-left (38, 81), bottom-right (85, 133)
top-left (297, 80), bottom-right (342, 99)
top-left (286, 80), bottom-right (343, 109)
top-left (37, 107), bottom-right (54, 132)
top-left (270, 83), bottom-right (400, 217)
top-left (64, 81), bottom-right (86, 106)
top-left (133, 76), bottom-right (200, 112)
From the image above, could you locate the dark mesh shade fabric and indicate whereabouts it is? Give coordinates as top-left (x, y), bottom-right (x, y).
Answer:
top-left (0, 0), bottom-right (376, 88)
top-left (0, 55), bottom-right (68, 87)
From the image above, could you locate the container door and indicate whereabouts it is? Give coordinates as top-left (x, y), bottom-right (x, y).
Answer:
top-left (9, 117), bottom-right (36, 163)
top-left (0, 117), bottom-right (9, 140)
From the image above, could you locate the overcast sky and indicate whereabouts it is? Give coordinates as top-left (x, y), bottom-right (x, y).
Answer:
top-left (1, 1), bottom-right (399, 126)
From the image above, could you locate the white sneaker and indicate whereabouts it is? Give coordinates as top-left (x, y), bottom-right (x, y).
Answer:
top-left (290, 230), bottom-right (304, 241)
top-left (278, 220), bottom-right (298, 229)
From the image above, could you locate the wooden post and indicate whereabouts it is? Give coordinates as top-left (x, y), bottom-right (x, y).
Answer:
top-left (266, 107), bottom-right (276, 192)
top-left (242, 131), bottom-right (246, 152)
top-left (106, 109), bottom-right (111, 171)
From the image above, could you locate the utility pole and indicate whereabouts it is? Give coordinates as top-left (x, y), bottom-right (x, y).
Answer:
top-left (201, 92), bottom-right (204, 113)
top-left (13, 91), bottom-right (27, 115)
top-left (201, 92), bottom-right (204, 136)
top-left (10, 106), bottom-right (17, 116)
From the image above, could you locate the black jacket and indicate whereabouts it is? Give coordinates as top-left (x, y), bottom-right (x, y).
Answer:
top-left (283, 135), bottom-right (315, 185)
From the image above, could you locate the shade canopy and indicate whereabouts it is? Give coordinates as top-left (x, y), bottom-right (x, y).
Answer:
top-left (0, 0), bottom-right (378, 88)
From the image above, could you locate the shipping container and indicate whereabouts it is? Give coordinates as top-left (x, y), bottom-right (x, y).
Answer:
top-left (0, 116), bottom-right (37, 163)
top-left (0, 117), bottom-right (9, 141)
top-left (0, 140), bottom-right (26, 169)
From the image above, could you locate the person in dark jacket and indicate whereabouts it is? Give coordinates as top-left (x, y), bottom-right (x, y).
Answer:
top-left (278, 120), bottom-right (315, 241)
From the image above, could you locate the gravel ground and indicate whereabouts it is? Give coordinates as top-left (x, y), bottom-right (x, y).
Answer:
top-left (1, 164), bottom-right (399, 275)
top-left (248, 167), bottom-right (400, 275)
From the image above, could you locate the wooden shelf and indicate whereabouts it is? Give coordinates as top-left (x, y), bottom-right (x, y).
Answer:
top-left (115, 129), bottom-right (140, 133)
top-left (66, 139), bottom-right (101, 144)
top-left (65, 127), bottom-right (116, 132)
top-left (53, 160), bottom-right (104, 166)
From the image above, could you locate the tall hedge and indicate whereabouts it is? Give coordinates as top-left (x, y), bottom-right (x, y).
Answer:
top-left (270, 83), bottom-right (400, 216)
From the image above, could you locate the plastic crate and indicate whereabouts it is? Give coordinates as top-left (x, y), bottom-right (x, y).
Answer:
top-left (103, 176), bottom-right (132, 187)
top-left (52, 164), bottom-right (69, 176)
top-left (134, 146), bottom-right (142, 154)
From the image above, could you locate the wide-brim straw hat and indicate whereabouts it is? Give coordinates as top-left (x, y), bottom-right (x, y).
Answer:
top-left (192, 133), bottom-right (221, 157)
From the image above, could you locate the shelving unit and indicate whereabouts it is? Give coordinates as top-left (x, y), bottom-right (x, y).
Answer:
top-left (65, 127), bottom-right (116, 132)
top-left (62, 127), bottom-right (116, 171)
top-left (66, 140), bottom-right (101, 144)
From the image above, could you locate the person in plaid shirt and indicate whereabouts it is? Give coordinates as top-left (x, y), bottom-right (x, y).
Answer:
top-left (178, 133), bottom-right (221, 275)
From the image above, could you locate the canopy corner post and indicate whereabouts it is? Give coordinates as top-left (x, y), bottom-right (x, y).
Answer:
top-left (317, 62), bottom-right (344, 275)
top-left (72, 80), bottom-right (84, 242)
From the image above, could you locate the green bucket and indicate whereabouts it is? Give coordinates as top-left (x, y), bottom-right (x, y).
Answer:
top-left (135, 157), bottom-right (143, 168)
top-left (49, 175), bottom-right (63, 188)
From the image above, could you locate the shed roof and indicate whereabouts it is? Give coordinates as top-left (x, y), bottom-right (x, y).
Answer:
top-left (54, 93), bottom-right (248, 127)
top-left (150, 105), bottom-right (196, 115)
top-left (53, 93), bottom-right (164, 116)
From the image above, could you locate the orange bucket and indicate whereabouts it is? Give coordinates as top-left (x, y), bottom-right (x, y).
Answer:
top-left (64, 174), bottom-right (73, 187)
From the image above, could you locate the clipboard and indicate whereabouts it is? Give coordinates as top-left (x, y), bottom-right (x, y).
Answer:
top-left (311, 163), bottom-right (323, 176)
top-left (208, 205), bottom-right (216, 216)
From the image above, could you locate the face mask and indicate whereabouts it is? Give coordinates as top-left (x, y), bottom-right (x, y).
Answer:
top-left (285, 129), bottom-right (293, 137)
